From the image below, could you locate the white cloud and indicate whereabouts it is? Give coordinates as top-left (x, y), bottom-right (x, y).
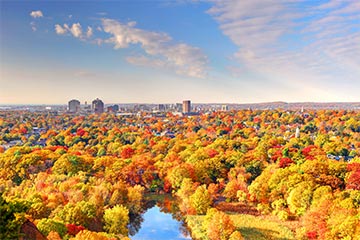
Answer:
top-left (102, 19), bottom-right (170, 49)
top-left (206, 0), bottom-right (360, 90)
top-left (30, 10), bottom-right (43, 18)
top-left (53, 17), bottom-right (207, 78)
top-left (331, 1), bottom-right (360, 15)
top-left (126, 55), bottom-right (166, 68)
top-left (102, 18), bottom-right (207, 78)
top-left (69, 23), bottom-right (82, 38)
top-left (316, 0), bottom-right (345, 10)
top-left (86, 26), bottom-right (93, 38)
top-left (55, 24), bottom-right (67, 35)
top-left (55, 23), bottom-right (94, 39)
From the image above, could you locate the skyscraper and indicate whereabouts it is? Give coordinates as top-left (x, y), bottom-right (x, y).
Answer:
top-left (92, 98), bottom-right (104, 114)
top-left (221, 105), bottom-right (229, 111)
top-left (68, 99), bottom-right (80, 113)
top-left (182, 100), bottom-right (191, 113)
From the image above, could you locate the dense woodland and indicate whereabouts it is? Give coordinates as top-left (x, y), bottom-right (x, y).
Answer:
top-left (0, 109), bottom-right (359, 239)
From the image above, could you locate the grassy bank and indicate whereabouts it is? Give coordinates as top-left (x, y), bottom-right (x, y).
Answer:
top-left (186, 213), bottom-right (295, 240)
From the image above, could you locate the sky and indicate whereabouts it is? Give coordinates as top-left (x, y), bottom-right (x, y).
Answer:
top-left (0, 0), bottom-right (359, 104)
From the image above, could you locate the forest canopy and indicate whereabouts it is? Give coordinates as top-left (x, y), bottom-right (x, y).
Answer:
top-left (0, 109), bottom-right (359, 239)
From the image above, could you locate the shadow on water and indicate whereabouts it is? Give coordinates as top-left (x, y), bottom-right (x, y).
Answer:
top-left (129, 194), bottom-right (191, 240)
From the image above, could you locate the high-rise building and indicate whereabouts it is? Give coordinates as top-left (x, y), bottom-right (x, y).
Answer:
top-left (68, 99), bottom-right (80, 113)
top-left (295, 127), bottom-right (300, 138)
top-left (92, 98), bottom-right (104, 114)
top-left (221, 105), bottom-right (229, 111)
top-left (182, 100), bottom-right (191, 113)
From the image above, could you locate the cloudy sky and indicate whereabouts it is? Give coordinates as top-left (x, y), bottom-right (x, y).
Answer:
top-left (1, 0), bottom-right (359, 104)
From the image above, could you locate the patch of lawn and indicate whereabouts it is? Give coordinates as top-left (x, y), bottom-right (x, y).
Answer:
top-left (229, 214), bottom-right (294, 240)
top-left (186, 213), bottom-right (294, 240)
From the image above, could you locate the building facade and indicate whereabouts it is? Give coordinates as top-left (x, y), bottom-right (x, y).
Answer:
top-left (68, 99), bottom-right (80, 113)
top-left (92, 98), bottom-right (104, 114)
top-left (182, 100), bottom-right (191, 113)
top-left (107, 104), bottom-right (119, 112)
top-left (221, 105), bottom-right (229, 111)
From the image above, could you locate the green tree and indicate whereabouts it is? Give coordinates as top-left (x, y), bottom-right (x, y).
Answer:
top-left (0, 195), bottom-right (29, 240)
top-left (57, 201), bottom-right (96, 226)
top-left (37, 218), bottom-right (67, 238)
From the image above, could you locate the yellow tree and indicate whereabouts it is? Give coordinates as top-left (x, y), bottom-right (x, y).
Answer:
top-left (189, 185), bottom-right (212, 215)
top-left (103, 205), bottom-right (129, 235)
top-left (203, 208), bottom-right (236, 240)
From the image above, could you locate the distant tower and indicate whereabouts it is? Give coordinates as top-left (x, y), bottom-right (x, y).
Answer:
top-left (68, 99), bottom-right (80, 113)
top-left (301, 106), bottom-right (304, 113)
top-left (182, 100), bottom-right (191, 113)
top-left (221, 105), bottom-right (229, 111)
top-left (92, 98), bottom-right (104, 114)
top-left (295, 127), bottom-right (300, 138)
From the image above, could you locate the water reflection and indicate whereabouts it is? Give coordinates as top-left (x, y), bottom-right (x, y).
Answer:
top-left (130, 195), bottom-right (191, 240)
top-left (128, 212), bottom-right (144, 236)
top-left (131, 206), bottom-right (190, 240)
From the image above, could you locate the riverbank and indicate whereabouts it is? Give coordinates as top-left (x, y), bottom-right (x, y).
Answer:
top-left (186, 212), bottom-right (295, 240)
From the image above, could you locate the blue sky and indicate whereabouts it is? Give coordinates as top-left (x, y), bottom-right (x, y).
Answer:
top-left (1, 0), bottom-right (359, 104)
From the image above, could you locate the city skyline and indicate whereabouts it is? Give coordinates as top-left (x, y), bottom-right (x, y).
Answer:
top-left (1, 0), bottom-right (359, 104)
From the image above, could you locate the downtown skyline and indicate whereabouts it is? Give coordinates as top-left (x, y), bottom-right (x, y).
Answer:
top-left (1, 0), bottom-right (359, 104)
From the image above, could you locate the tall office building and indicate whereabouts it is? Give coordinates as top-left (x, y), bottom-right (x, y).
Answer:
top-left (92, 98), bottom-right (104, 114)
top-left (182, 100), bottom-right (191, 113)
top-left (221, 105), bottom-right (229, 111)
top-left (68, 99), bottom-right (80, 113)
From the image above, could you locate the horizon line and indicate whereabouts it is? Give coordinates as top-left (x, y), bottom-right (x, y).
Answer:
top-left (1, 101), bottom-right (360, 106)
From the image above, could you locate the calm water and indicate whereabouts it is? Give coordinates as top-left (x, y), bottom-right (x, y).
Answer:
top-left (131, 206), bottom-right (191, 240)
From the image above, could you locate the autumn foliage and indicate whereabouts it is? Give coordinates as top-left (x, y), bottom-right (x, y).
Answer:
top-left (0, 109), bottom-right (359, 239)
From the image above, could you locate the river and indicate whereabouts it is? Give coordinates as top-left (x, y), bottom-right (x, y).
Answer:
top-left (130, 195), bottom-right (191, 240)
